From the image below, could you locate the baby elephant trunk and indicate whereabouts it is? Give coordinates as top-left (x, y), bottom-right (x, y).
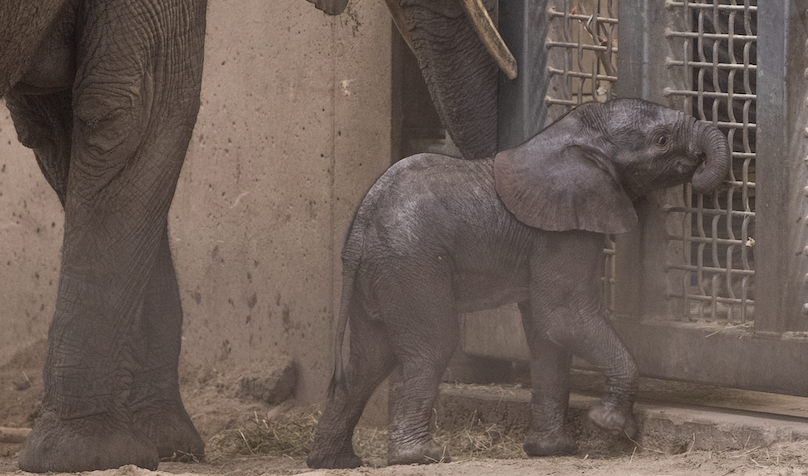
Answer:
top-left (690, 121), bottom-right (731, 194)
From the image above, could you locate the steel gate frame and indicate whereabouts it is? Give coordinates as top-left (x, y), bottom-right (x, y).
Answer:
top-left (462, 0), bottom-right (808, 397)
top-left (610, 0), bottom-right (808, 397)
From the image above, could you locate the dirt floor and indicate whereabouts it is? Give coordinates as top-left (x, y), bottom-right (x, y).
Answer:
top-left (2, 444), bottom-right (808, 476)
top-left (3, 341), bottom-right (808, 476)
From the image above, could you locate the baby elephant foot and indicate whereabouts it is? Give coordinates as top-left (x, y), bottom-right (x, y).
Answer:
top-left (306, 447), bottom-right (363, 469)
top-left (18, 410), bottom-right (159, 473)
top-left (388, 439), bottom-right (450, 466)
top-left (588, 401), bottom-right (639, 440)
top-left (307, 411), bottom-right (363, 469)
top-left (134, 405), bottom-right (204, 462)
top-left (523, 430), bottom-right (577, 457)
top-left (307, 433), bottom-right (363, 470)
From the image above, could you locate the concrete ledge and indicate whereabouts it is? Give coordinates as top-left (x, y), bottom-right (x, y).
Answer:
top-left (435, 383), bottom-right (808, 455)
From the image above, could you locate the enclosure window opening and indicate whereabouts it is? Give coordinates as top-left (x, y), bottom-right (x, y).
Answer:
top-left (545, 0), bottom-right (619, 313)
top-left (545, 0), bottom-right (618, 115)
top-left (663, 0), bottom-right (757, 325)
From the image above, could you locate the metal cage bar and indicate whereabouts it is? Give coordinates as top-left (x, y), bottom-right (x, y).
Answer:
top-left (543, 0), bottom-right (618, 311)
top-left (545, 0), bottom-right (618, 116)
top-left (662, 0), bottom-right (757, 324)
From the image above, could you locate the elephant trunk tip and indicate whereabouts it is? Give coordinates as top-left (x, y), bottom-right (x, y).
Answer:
top-left (691, 125), bottom-right (731, 195)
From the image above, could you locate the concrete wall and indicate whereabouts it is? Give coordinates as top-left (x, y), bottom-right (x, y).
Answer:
top-left (0, 0), bottom-right (392, 413)
top-left (0, 113), bottom-right (62, 363)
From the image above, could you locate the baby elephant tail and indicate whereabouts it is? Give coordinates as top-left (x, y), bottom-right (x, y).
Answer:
top-left (327, 238), bottom-right (362, 400)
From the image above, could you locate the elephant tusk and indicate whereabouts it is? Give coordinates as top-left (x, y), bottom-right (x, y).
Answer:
top-left (383, 0), bottom-right (417, 57)
top-left (459, 0), bottom-right (518, 80)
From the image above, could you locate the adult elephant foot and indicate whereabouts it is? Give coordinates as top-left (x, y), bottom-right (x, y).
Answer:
top-left (388, 439), bottom-right (450, 466)
top-left (588, 399), bottom-right (639, 440)
top-left (18, 410), bottom-right (159, 473)
top-left (134, 404), bottom-right (204, 462)
top-left (523, 429), bottom-right (577, 456)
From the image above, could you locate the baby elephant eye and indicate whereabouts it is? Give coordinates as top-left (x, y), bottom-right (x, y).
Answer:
top-left (656, 135), bottom-right (669, 147)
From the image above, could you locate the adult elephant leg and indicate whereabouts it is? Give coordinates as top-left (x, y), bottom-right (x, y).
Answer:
top-left (4, 91), bottom-right (157, 472)
top-left (130, 230), bottom-right (204, 461)
top-left (517, 301), bottom-right (577, 456)
top-left (532, 232), bottom-right (639, 441)
top-left (308, 299), bottom-right (398, 469)
top-left (17, 0), bottom-right (206, 472)
top-left (4, 91), bottom-right (73, 204)
top-left (9, 94), bottom-right (202, 470)
top-left (396, 0), bottom-right (500, 159)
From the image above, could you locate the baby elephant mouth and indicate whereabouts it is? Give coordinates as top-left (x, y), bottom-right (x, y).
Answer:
top-left (676, 153), bottom-right (704, 176)
top-left (658, 149), bottom-right (705, 178)
top-left (630, 155), bottom-right (705, 199)
top-left (692, 157), bottom-right (707, 177)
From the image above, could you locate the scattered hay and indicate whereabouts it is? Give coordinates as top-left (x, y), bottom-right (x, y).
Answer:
top-left (352, 426), bottom-right (388, 462)
top-left (205, 409), bottom-right (526, 464)
top-left (206, 410), bottom-right (318, 462)
top-left (436, 424), bottom-right (526, 460)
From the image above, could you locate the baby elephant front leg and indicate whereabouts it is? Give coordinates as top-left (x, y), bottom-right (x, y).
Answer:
top-left (532, 233), bottom-right (640, 443)
top-left (520, 302), bottom-right (578, 456)
top-left (524, 321), bottom-right (639, 452)
top-left (577, 323), bottom-right (640, 440)
top-left (587, 369), bottom-right (640, 440)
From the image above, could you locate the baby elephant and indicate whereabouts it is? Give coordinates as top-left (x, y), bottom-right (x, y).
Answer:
top-left (307, 99), bottom-right (730, 468)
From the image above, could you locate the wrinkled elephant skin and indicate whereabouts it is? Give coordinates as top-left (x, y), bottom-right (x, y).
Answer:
top-left (307, 99), bottom-right (731, 468)
top-left (308, 0), bottom-right (502, 160)
top-left (394, 0), bottom-right (501, 159)
top-left (2, 0), bottom-right (207, 472)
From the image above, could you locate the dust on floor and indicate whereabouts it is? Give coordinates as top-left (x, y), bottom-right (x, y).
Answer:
top-left (3, 340), bottom-right (808, 475)
top-left (2, 444), bottom-right (808, 476)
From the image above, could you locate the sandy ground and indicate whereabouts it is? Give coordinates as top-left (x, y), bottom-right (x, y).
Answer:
top-left (2, 445), bottom-right (808, 476)
top-left (3, 340), bottom-right (808, 475)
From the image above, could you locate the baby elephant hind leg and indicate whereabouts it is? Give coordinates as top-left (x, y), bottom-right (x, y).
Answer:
top-left (385, 282), bottom-right (457, 466)
top-left (307, 305), bottom-right (397, 469)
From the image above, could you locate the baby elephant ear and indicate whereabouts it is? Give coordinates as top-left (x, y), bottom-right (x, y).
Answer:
top-left (494, 144), bottom-right (637, 234)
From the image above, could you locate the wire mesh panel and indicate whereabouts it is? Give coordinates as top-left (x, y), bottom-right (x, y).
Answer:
top-left (466, 0), bottom-right (808, 394)
top-left (663, 0), bottom-right (757, 324)
top-left (545, 0), bottom-right (618, 120)
top-left (605, 0), bottom-right (808, 395)
top-left (544, 0), bottom-right (619, 310)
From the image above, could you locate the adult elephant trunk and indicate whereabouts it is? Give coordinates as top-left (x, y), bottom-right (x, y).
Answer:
top-left (691, 121), bottom-right (731, 194)
top-left (311, 0), bottom-right (514, 160)
top-left (391, 0), bottom-right (501, 160)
